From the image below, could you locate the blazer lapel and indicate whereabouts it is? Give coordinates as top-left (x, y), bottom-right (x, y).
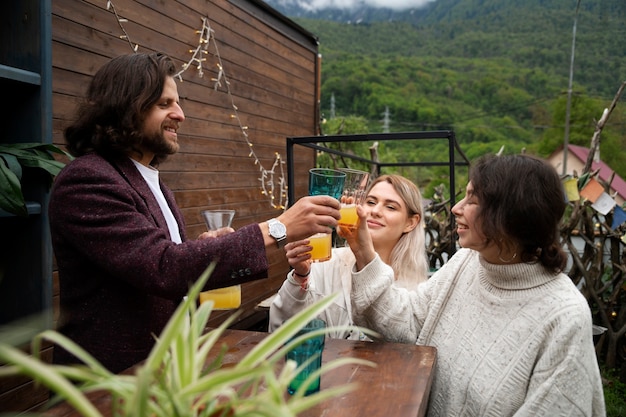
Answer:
top-left (115, 157), bottom-right (171, 233)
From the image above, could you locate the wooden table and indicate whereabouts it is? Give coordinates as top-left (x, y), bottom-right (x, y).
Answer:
top-left (44, 329), bottom-right (437, 417)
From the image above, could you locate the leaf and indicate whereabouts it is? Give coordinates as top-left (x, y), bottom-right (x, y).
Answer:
top-left (0, 346), bottom-right (103, 417)
top-left (17, 153), bottom-right (67, 176)
top-left (0, 152), bottom-right (23, 179)
top-left (0, 264), bottom-right (371, 417)
top-left (143, 263), bottom-right (217, 372)
top-left (237, 294), bottom-right (340, 369)
top-left (0, 142), bottom-right (73, 159)
top-left (0, 157), bottom-right (27, 216)
top-left (32, 330), bottom-right (112, 378)
top-left (0, 143), bottom-right (71, 215)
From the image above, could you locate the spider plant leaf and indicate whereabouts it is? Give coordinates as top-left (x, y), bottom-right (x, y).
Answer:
top-left (144, 263), bottom-right (216, 372)
top-left (236, 293), bottom-right (339, 369)
top-left (181, 365), bottom-right (269, 397)
top-left (32, 330), bottom-right (112, 377)
top-left (0, 345), bottom-right (102, 417)
top-left (127, 366), bottom-right (153, 417)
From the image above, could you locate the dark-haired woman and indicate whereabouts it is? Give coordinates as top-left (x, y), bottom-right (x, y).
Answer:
top-left (343, 154), bottom-right (605, 416)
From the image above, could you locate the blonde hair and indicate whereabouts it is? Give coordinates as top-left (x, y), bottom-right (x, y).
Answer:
top-left (368, 175), bottom-right (429, 289)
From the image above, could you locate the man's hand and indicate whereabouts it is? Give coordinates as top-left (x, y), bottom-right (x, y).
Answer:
top-left (197, 227), bottom-right (235, 239)
top-left (277, 195), bottom-right (341, 242)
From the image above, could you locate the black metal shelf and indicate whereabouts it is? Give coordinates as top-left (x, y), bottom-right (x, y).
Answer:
top-left (0, 0), bottom-right (53, 330)
top-left (0, 64), bottom-right (41, 86)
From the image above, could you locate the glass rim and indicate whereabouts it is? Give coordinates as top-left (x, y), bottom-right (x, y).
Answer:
top-left (309, 168), bottom-right (346, 178)
top-left (303, 317), bottom-right (327, 330)
top-left (337, 167), bottom-right (369, 175)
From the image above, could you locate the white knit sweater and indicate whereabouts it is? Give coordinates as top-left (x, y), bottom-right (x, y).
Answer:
top-left (351, 248), bottom-right (606, 416)
top-left (269, 247), bottom-right (362, 339)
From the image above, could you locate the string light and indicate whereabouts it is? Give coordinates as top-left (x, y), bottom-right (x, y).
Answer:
top-left (104, 2), bottom-right (288, 209)
top-left (106, 1), bottom-right (139, 52)
top-left (177, 17), bottom-right (288, 209)
top-left (174, 17), bottom-right (211, 81)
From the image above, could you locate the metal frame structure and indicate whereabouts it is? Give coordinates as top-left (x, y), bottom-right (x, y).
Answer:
top-left (286, 130), bottom-right (470, 260)
top-left (286, 130), bottom-right (470, 207)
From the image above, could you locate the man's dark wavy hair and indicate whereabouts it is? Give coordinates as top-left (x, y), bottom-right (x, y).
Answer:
top-left (65, 52), bottom-right (176, 165)
top-left (470, 153), bottom-right (568, 272)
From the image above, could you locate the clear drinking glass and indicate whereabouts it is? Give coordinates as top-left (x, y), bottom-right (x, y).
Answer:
top-left (199, 209), bottom-right (241, 309)
top-left (337, 168), bottom-right (369, 233)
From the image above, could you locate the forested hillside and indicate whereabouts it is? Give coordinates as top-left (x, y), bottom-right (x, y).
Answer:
top-left (267, 0), bottom-right (626, 187)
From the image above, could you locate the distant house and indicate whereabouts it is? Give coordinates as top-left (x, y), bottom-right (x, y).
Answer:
top-left (548, 144), bottom-right (626, 206)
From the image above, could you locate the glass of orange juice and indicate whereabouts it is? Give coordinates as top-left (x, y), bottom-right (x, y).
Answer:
top-left (338, 169), bottom-right (369, 233)
top-left (308, 232), bottom-right (333, 262)
top-left (199, 285), bottom-right (241, 309)
top-left (199, 209), bottom-right (241, 309)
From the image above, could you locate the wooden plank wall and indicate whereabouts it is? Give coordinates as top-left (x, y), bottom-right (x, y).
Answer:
top-left (0, 0), bottom-right (319, 413)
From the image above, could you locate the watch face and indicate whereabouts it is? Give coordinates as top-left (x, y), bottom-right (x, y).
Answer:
top-left (270, 221), bottom-right (286, 237)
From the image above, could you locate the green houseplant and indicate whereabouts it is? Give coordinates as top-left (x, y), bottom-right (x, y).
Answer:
top-left (0, 264), bottom-right (373, 417)
top-left (0, 142), bottom-right (71, 216)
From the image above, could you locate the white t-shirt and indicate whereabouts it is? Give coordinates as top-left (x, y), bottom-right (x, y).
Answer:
top-left (131, 159), bottom-right (182, 244)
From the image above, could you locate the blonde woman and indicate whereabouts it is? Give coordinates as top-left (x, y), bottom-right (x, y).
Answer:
top-left (269, 174), bottom-right (428, 339)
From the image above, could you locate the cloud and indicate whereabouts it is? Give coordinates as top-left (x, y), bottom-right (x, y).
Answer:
top-left (275, 0), bottom-right (436, 12)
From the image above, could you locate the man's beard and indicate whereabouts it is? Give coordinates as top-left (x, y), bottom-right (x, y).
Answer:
top-left (141, 130), bottom-right (179, 160)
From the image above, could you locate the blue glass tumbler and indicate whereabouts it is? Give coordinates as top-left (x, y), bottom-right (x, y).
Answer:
top-left (286, 318), bottom-right (326, 395)
top-left (308, 168), bottom-right (346, 200)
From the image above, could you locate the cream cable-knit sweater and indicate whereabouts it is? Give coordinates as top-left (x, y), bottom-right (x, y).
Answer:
top-left (351, 248), bottom-right (605, 416)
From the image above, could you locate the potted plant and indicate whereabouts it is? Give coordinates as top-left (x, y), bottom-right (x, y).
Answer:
top-left (0, 142), bottom-right (71, 216)
top-left (0, 264), bottom-right (373, 417)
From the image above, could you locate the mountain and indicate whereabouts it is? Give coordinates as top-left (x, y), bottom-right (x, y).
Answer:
top-left (262, 0), bottom-right (626, 180)
top-left (263, 0), bottom-right (431, 23)
top-left (266, 0), bottom-right (624, 98)
top-left (265, 0), bottom-right (626, 26)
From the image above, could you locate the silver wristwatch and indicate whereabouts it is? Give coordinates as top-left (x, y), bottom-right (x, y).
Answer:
top-left (267, 218), bottom-right (287, 248)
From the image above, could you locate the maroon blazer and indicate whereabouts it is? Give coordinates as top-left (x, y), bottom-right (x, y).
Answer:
top-left (49, 154), bottom-right (269, 372)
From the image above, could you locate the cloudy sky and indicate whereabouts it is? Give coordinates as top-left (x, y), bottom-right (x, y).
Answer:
top-left (274, 0), bottom-right (437, 12)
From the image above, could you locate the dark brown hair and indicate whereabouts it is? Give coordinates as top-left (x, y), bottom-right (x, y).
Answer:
top-left (65, 53), bottom-right (177, 163)
top-left (470, 153), bottom-right (567, 272)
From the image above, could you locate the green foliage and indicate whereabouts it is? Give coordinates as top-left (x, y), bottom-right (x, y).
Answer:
top-left (603, 368), bottom-right (626, 417)
top-left (286, 0), bottom-right (626, 189)
top-left (0, 264), bottom-right (374, 417)
top-left (316, 116), bottom-right (372, 172)
top-left (0, 143), bottom-right (72, 216)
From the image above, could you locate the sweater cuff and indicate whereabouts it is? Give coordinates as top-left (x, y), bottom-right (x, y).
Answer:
top-left (285, 271), bottom-right (308, 300)
top-left (351, 254), bottom-right (394, 294)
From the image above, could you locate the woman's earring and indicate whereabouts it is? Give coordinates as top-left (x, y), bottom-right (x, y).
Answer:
top-left (498, 252), bottom-right (517, 263)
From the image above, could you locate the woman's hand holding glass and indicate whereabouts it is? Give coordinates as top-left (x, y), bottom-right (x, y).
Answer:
top-left (284, 239), bottom-right (313, 284)
top-left (338, 205), bottom-right (377, 272)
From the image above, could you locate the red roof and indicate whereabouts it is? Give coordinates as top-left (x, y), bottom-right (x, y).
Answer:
top-left (567, 144), bottom-right (626, 200)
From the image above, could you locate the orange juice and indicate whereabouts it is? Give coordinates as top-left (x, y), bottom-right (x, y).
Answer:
top-left (308, 232), bottom-right (332, 262)
top-left (199, 285), bottom-right (241, 309)
top-left (338, 204), bottom-right (359, 231)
